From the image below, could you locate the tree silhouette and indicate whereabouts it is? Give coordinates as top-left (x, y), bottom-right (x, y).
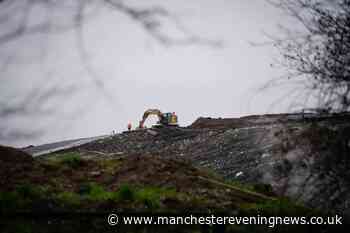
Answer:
top-left (267, 0), bottom-right (350, 113)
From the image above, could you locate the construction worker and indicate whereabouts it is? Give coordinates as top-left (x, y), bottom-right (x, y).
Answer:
top-left (127, 122), bottom-right (132, 131)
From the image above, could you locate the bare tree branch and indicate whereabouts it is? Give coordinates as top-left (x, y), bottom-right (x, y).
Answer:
top-left (0, 0), bottom-right (222, 144)
top-left (262, 0), bottom-right (350, 113)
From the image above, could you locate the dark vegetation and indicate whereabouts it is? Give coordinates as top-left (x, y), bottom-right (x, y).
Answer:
top-left (275, 120), bottom-right (350, 175)
top-left (294, 123), bottom-right (350, 181)
top-left (0, 144), bottom-right (339, 233)
top-left (1, 147), bottom-right (274, 212)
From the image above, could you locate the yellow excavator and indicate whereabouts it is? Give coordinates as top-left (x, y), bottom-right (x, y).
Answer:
top-left (139, 109), bottom-right (178, 129)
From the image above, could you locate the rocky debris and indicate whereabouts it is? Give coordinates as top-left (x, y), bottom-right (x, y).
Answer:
top-left (59, 113), bottom-right (350, 217)
top-left (190, 112), bottom-right (350, 129)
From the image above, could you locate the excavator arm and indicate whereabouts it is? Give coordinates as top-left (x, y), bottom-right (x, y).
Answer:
top-left (139, 109), bottom-right (164, 128)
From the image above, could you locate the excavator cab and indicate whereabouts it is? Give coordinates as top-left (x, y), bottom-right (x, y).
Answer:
top-left (159, 112), bottom-right (178, 126)
top-left (167, 112), bottom-right (178, 126)
top-left (159, 113), bottom-right (170, 125)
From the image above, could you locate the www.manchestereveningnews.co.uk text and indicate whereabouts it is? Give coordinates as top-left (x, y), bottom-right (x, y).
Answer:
top-left (107, 214), bottom-right (343, 228)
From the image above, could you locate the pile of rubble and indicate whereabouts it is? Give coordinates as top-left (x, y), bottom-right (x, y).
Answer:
top-left (61, 113), bottom-right (350, 217)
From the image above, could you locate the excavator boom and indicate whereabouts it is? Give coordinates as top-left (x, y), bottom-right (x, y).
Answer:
top-left (139, 109), bottom-right (178, 128)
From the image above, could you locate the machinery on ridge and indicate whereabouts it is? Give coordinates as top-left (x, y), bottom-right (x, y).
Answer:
top-left (139, 109), bottom-right (178, 129)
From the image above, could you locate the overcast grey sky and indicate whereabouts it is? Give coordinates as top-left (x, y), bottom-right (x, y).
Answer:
top-left (0, 0), bottom-right (300, 147)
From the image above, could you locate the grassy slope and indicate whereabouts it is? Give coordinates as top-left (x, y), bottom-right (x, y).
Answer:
top-left (0, 147), bottom-right (337, 233)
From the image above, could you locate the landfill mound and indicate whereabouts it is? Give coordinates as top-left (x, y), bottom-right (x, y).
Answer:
top-left (62, 113), bottom-right (350, 217)
top-left (1, 113), bottom-right (349, 232)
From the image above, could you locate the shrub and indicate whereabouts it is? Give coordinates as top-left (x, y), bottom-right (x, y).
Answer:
top-left (0, 184), bottom-right (49, 211)
top-left (55, 192), bottom-right (81, 206)
top-left (0, 191), bottom-right (21, 211)
top-left (135, 187), bottom-right (178, 209)
top-left (58, 152), bottom-right (84, 168)
top-left (116, 184), bottom-right (135, 201)
top-left (16, 184), bottom-right (47, 200)
top-left (135, 188), bottom-right (161, 209)
top-left (79, 183), bottom-right (115, 201)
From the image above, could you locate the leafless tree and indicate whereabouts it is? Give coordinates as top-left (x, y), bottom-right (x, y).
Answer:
top-left (0, 0), bottom-right (221, 144)
top-left (264, 0), bottom-right (350, 113)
